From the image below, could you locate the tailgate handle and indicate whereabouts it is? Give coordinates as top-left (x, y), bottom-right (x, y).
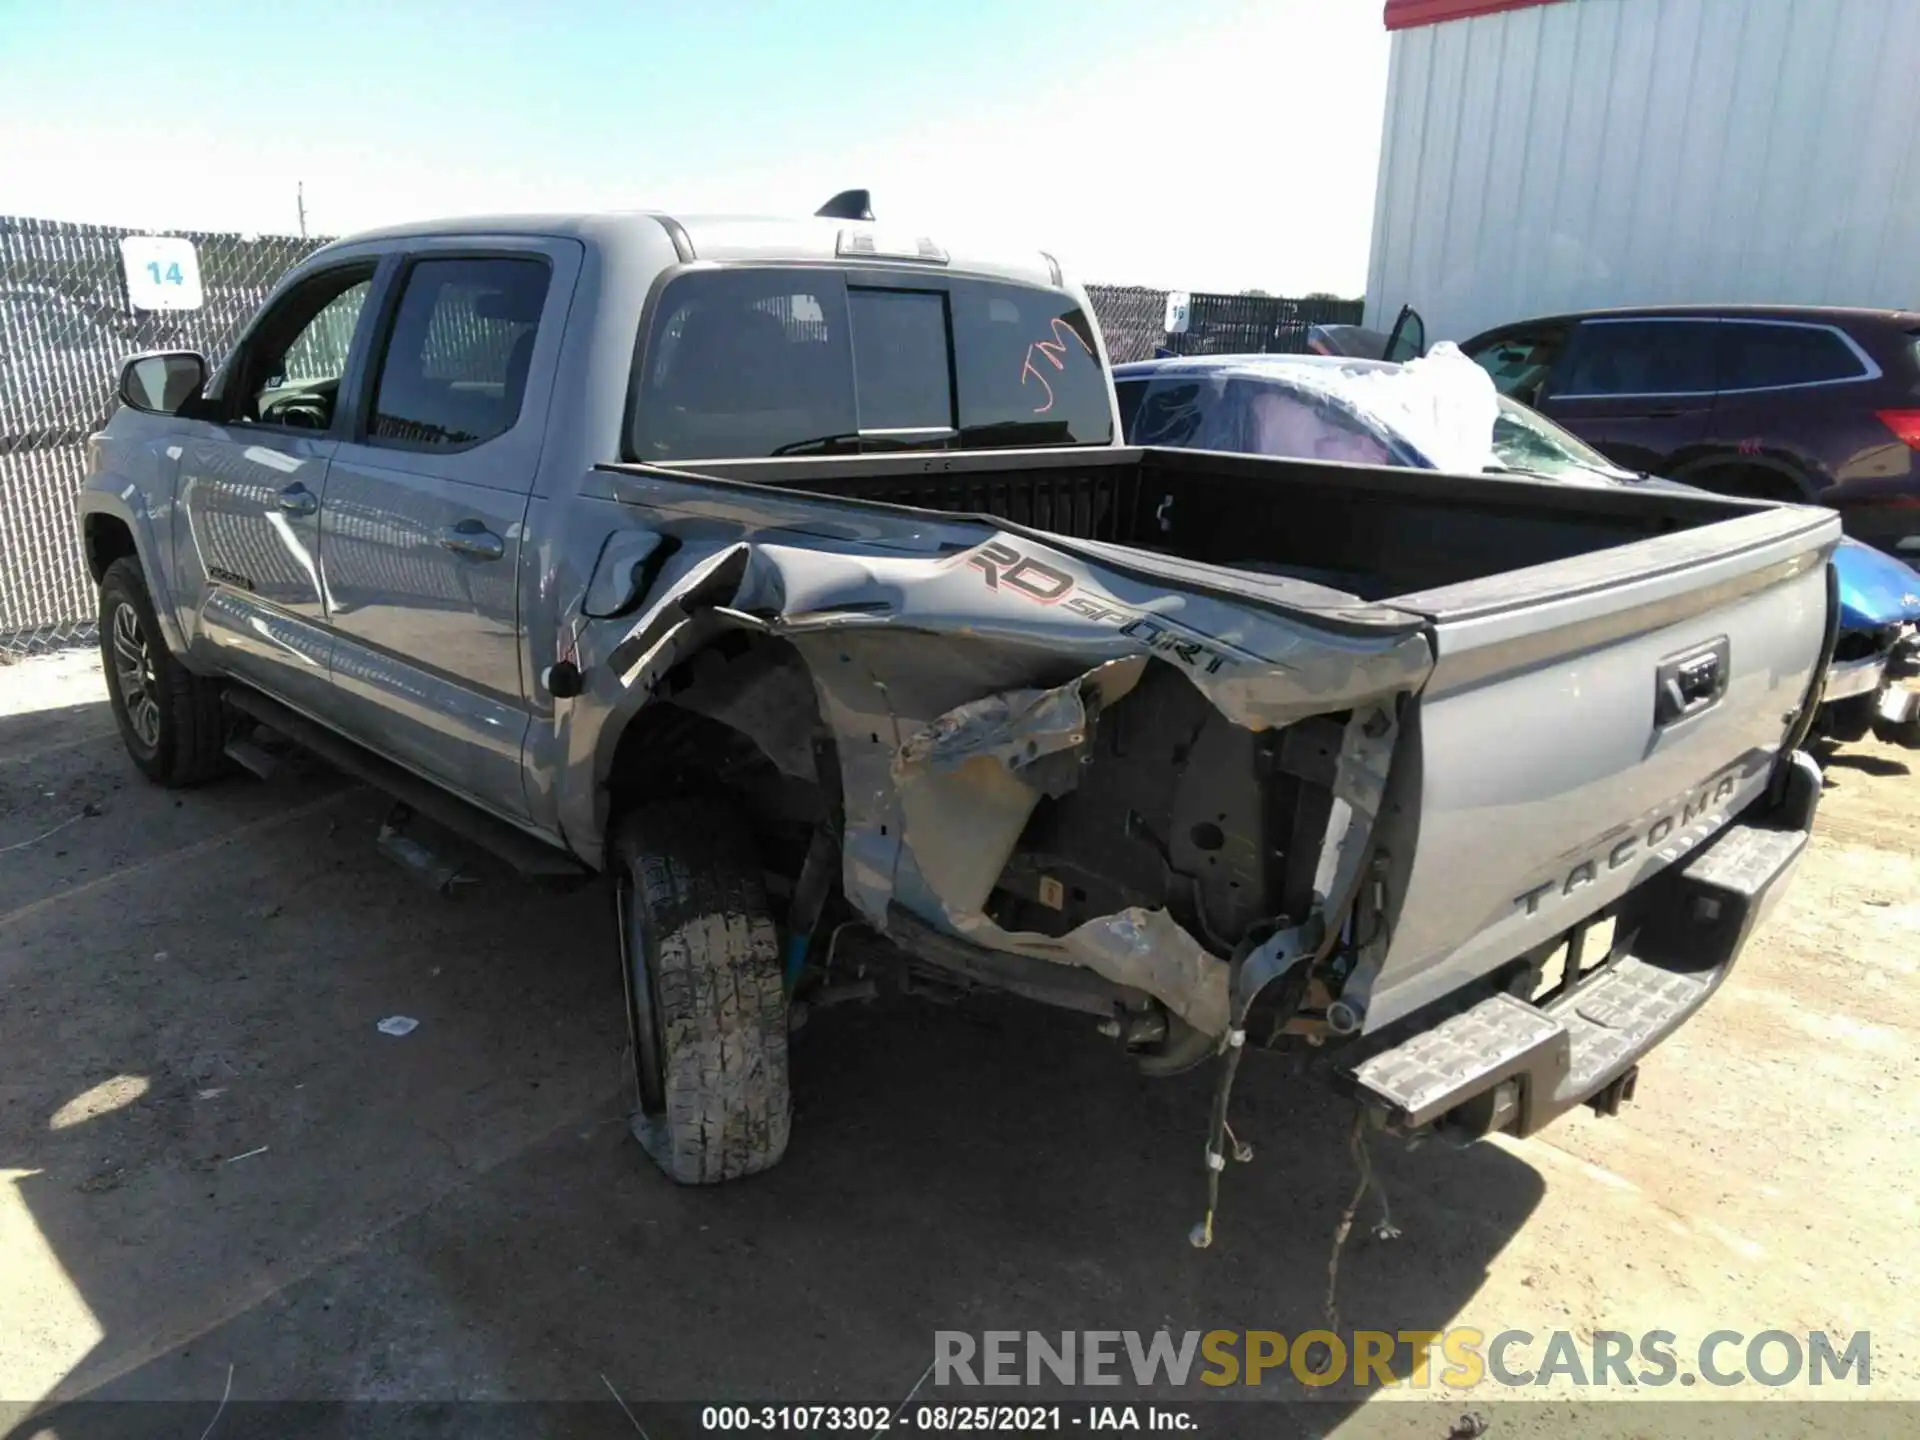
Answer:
top-left (1655, 637), bottom-right (1730, 727)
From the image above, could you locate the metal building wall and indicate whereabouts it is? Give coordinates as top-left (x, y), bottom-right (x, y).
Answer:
top-left (1365, 0), bottom-right (1920, 343)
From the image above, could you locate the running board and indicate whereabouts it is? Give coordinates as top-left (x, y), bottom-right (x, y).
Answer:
top-left (224, 688), bottom-right (590, 883)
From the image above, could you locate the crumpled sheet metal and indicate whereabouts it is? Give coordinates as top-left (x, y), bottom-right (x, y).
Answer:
top-left (581, 526), bottom-right (1431, 1035)
top-left (877, 656), bottom-right (1229, 1035)
top-left (893, 657), bottom-right (1144, 778)
top-left (956, 905), bottom-right (1232, 1040)
top-left (1305, 701), bottom-right (1405, 1024)
top-left (598, 532), bottom-right (1433, 729)
top-left (889, 659), bottom-right (1145, 921)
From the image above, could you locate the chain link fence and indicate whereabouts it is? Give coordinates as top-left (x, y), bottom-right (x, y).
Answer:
top-left (1087, 285), bottom-right (1365, 364)
top-left (1, 217), bottom-right (326, 659)
top-left (1083, 285), bottom-right (1171, 364)
top-left (0, 214), bottom-right (1361, 660)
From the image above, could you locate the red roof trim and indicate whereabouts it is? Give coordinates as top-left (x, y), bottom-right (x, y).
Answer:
top-left (1384, 0), bottom-right (1568, 31)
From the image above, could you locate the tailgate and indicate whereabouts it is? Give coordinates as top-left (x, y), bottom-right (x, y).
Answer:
top-left (1356, 504), bottom-right (1838, 1032)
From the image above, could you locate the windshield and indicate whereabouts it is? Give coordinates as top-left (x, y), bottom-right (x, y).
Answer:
top-left (1490, 397), bottom-right (1633, 480)
top-left (629, 268), bottom-right (1114, 461)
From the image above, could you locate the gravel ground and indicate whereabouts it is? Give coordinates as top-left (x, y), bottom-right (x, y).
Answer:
top-left (0, 649), bottom-right (1913, 1438)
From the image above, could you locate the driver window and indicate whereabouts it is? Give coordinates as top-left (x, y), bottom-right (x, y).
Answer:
top-left (233, 269), bottom-right (373, 429)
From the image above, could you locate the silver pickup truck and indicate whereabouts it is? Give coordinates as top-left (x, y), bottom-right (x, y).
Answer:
top-left (80, 201), bottom-right (1836, 1206)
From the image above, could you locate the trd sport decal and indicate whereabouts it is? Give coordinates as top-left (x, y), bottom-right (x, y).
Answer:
top-left (964, 540), bottom-right (1233, 675)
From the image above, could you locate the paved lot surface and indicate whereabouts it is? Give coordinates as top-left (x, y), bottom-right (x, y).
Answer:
top-left (1, 649), bottom-right (1914, 1437)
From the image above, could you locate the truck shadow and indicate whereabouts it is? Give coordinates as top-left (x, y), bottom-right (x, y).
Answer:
top-left (1820, 749), bottom-right (1910, 779)
top-left (1, 739), bottom-right (1545, 1436)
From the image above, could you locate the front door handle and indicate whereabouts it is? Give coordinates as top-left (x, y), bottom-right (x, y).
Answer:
top-left (276, 483), bottom-right (319, 517)
top-left (438, 520), bottom-right (506, 561)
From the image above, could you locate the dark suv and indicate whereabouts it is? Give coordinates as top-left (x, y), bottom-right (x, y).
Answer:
top-left (1461, 306), bottom-right (1920, 559)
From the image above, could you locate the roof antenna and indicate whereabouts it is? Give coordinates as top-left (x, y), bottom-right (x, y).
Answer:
top-left (815, 188), bottom-right (874, 221)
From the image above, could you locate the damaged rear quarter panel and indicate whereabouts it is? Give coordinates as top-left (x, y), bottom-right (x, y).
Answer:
top-left (543, 470), bottom-right (1435, 1033)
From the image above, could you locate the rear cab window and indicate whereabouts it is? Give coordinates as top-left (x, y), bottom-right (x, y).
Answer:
top-left (629, 268), bottom-right (1113, 462)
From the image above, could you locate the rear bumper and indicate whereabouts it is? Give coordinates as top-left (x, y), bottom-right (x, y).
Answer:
top-left (1345, 752), bottom-right (1818, 1139)
top-left (1822, 649), bottom-right (1888, 702)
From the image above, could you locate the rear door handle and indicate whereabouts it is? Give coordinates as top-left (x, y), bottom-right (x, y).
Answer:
top-left (438, 520), bottom-right (506, 561)
top-left (276, 483), bottom-right (319, 517)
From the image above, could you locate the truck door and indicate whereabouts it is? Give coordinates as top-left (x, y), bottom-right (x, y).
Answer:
top-left (319, 240), bottom-right (580, 823)
top-left (1536, 317), bottom-right (1720, 475)
top-left (176, 261), bottom-right (379, 715)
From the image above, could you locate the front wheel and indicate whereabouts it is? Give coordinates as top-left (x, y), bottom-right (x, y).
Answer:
top-left (613, 800), bottom-right (791, 1184)
top-left (97, 557), bottom-right (227, 787)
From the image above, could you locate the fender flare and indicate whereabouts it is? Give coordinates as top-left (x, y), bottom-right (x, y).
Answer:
top-left (77, 489), bottom-right (189, 657)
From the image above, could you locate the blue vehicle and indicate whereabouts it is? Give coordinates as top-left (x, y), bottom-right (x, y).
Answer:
top-left (1115, 351), bottom-right (1920, 749)
top-left (1824, 538), bottom-right (1920, 746)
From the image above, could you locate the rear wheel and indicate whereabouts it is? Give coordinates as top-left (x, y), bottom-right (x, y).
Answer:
top-left (613, 800), bottom-right (790, 1184)
top-left (97, 557), bottom-right (227, 787)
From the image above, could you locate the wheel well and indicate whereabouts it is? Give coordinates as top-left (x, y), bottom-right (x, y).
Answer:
top-left (83, 514), bottom-right (137, 583)
top-left (1675, 460), bottom-right (1809, 503)
top-left (602, 631), bottom-right (832, 868)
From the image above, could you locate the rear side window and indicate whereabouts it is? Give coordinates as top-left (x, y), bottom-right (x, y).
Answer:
top-left (1553, 320), bottom-right (1718, 398)
top-left (1717, 322), bottom-right (1868, 391)
top-left (370, 257), bottom-right (551, 449)
top-left (630, 269), bottom-right (1113, 461)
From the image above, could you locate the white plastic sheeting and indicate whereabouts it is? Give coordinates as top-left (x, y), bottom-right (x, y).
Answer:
top-left (1129, 347), bottom-right (1503, 476)
top-left (1292, 343), bottom-right (1501, 476)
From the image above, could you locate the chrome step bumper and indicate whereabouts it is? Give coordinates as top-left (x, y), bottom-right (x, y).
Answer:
top-left (1345, 764), bottom-right (1814, 1139)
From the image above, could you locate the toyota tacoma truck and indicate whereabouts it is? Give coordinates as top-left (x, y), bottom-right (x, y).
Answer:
top-left (79, 199), bottom-right (1836, 1209)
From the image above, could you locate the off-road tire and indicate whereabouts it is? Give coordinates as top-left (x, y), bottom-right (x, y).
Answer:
top-left (98, 557), bottom-right (227, 787)
top-left (613, 800), bottom-right (790, 1184)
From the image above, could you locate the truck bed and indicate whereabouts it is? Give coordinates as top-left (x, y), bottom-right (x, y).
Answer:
top-left (677, 444), bottom-right (1755, 603)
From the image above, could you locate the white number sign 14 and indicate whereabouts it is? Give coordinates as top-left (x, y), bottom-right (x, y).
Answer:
top-left (120, 236), bottom-right (205, 312)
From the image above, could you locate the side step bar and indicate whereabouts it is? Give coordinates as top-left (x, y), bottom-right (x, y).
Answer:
top-left (224, 687), bottom-right (590, 883)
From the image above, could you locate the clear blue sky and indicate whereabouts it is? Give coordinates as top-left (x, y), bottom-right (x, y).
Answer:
top-left (0, 0), bottom-right (1390, 295)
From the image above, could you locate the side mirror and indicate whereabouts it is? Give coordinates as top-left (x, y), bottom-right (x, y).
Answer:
top-left (118, 351), bottom-right (208, 416)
